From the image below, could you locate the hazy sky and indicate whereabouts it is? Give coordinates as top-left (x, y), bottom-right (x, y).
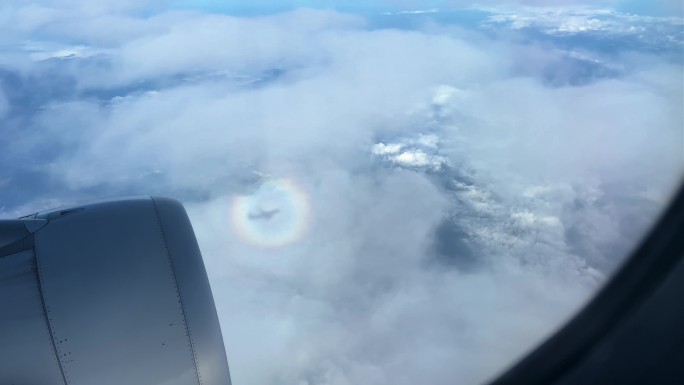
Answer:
top-left (0, 1), bottom-right (682, 384)
top-left (175, 0), bottom-right (683, 15)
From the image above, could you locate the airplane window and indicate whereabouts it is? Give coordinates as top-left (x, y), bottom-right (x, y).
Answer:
top-left (0, 1), bottom-right (681, 384)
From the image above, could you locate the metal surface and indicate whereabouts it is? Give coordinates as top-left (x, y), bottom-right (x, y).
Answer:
top-left (0, 197), bottom-right (232, 385)
top-left (153, 197), bottom-right (233, 385)
top-left (24, 219), bottom-right (48, 233)
top-left (0, 220), bottom-right (29, 249)
top-left (0, 250), bottom-right (66, 384)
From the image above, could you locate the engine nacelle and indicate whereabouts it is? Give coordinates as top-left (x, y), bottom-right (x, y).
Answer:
top-left (0, 197), bottom-right (231, 385)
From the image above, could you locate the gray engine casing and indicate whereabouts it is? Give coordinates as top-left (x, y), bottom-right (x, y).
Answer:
top-left (0, 197), bottom-right (231, 385)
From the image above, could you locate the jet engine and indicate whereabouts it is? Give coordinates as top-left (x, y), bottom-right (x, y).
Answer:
top-left (0, 197), bottom-right (231, 385)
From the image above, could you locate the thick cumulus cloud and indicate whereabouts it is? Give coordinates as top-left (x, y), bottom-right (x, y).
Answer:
top-left (0, 4), bottom-right (682, 385)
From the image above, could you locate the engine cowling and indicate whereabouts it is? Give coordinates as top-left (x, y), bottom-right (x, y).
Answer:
top-left (0, 197), bottom-right (231, 385)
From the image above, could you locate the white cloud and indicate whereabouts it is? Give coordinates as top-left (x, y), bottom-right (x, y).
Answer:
top-left (396, 149), bottom-right (445, 169)
top-left (384, 8), bottom-right (440, 15)
top-left (481, 5), bottom-right (684, 41)
top-left (372, 142), bottom-right (404, 155)
top-left (372, 134), bottom-right (448, 170)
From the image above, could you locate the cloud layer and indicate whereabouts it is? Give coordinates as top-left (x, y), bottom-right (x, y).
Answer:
top-left (0, 4), bottom-right (682, 385)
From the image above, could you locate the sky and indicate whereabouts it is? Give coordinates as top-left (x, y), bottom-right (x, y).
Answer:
top-left (173, 0), bottom-right (684, 16)
top-left (0, 1), bottom-right (682, 384)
